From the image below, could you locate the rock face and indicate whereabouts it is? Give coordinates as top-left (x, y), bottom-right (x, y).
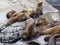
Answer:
top-left (0, 0), bottom-right (59, 45)
top-left (0, 22), bottom-right (27, 43)
top-left (0, 0), bottom-right (59, 13)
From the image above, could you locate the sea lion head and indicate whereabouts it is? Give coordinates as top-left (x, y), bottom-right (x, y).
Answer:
top-left (6, 10), bottom-right (17, 19)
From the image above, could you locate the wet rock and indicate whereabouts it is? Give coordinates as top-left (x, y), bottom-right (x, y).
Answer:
top-left (1, 22), bottom-right (26, 33)
top-left (0, 21), bottom-right (27, 43)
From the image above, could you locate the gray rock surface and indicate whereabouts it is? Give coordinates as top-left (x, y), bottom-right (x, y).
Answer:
top-left (0, 0), bottom-right (60, 45)
top-left (0, 21), bottom-right (27, 43)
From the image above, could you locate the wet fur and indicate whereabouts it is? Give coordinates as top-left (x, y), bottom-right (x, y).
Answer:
top-left (20, 18), bottom-right (49, 40)
top-left (4, 2), bottom-right (45, 40)
top-left (5, 2), bottom-right (43, 27)
top-left (40, 25), bottom-right (60, 35)
top-left (36, 2), bottom-right (43, 15)
top-left (43, 25), bottom-right (60, 42)
top-left (21, 23), bottom-right (60, 40)
top-left (20, 18), bottom-right (36, 40)
top-left (30, 2), bottom-right (43, 18)
top-left (5, 10), bottom-right (32, 26)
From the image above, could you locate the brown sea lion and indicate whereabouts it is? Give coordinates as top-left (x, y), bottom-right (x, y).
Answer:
top-left (5, 9), bottom-right (33, 27)
top-left (20, 18), bottom-right (35, 40)
top-left (42, 25), bottom-right (60, 42)
top-left (40, 25), bottom-right (60, 35)
top-left (36, 2), bottom-right (43, 15)
top-left (20, 23), bottom-right (60, 41)
top-left (20, 18), bottom-right (49, 40)
top-left (5, 2), bottom-right (43, 27)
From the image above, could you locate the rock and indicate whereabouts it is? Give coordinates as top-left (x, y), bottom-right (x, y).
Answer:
top-left (1, 22), bottom-right (26, 33)
top-left (0, 21), bottom-right (27, 43)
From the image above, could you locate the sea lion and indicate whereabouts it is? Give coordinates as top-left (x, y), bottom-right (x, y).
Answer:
top-left (20, 18), bottom-right (49, 40)
top-left (20, 18), bottom-right (35, 40)
top-left (30, 2), bottom-right (43, 18)
top-left (5, 2), bottom-right (43, 27)
top-left (5, 9), bottom-right (33, 27)
top-left (36, 2), bottom-right (43, 15)
top-left (48, 34), bottom-right (60, 45)
top-left (40, 25), bottom-right (60, 35)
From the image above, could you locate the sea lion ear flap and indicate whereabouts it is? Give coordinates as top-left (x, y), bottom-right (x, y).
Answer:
top-left (36, 2), bottom-right (43, 15)
top-left (6, 10), bottom-right (17, 19)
